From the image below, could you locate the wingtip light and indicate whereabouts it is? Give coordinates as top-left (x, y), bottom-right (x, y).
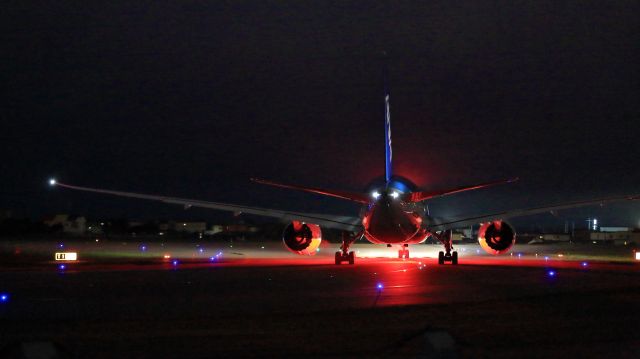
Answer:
top-left (48, 178), bottom-right (57, 186)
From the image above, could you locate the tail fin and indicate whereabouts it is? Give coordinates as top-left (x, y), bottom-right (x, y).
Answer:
top-left (383, 64), bottom-right (392, 184)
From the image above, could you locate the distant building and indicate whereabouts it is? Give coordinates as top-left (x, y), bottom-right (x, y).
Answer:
top-left (176, 222), bottom-right (207, 234)
top-left (205, 223), bottom-right (260, 237)
top-left (43, 214), bottom-right (87, 235)
top-left (519, 233), bottom-right (571, 244)
top-left (590, 231), bottom-right (640, 245)
top-left (599, 227), bottom-right (630, 233)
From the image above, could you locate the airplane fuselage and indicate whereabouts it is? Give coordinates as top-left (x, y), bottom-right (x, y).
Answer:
top-left (361, 189), bottom-right (431, 245)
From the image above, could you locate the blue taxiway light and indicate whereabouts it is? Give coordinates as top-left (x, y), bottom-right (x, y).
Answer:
top-left (377, 283), bottom-right (383, 290)
top-left (547, 270), bottom-right (556, 277)
top-left (0, 293), bottom-right (9, 302)
top-left (58, 264), bottom-right (66, 270)
top-left (172, 260), bottom-right (179, 266)
top-left (581, 262), bottom-right (588, 267)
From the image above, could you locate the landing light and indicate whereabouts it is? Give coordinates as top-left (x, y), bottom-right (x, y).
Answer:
top-left (372, 191), bottom-right (381, 199)
top-left (390, 191), bottom-right (399, 199)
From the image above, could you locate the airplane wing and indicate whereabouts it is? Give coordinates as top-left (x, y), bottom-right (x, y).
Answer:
top-left (427, 194), bottom-right (640, 230)
top-left (50, 181), bottom-right (362, 231)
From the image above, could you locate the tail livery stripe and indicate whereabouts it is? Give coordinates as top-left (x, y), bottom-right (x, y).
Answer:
top-left (384, 90), bottom-right (392, 183)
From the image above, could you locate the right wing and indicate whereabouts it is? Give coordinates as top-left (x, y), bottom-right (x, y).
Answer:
top-left (51, 181), bottom-right (362, 231)
top-left (427, 193), bottom-right (640, 230)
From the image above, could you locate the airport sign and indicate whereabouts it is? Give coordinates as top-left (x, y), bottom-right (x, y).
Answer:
top-left (55, 252), bottom-right (78, 261)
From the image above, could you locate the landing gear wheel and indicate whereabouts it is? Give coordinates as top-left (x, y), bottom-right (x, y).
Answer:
top-left (452, 251), bottom-right (458, 265)
top-left (348, 251), bottom-right (355, 265)
top-left (404, 250), bottom-right (410, 259)
top-left (438, 251), bottom-right (444, 265)
top-left (335, 251), bottom-right (342, 265)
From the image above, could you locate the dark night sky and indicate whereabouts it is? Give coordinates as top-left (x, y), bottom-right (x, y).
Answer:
top-left (2, 1), bottom-right (639, 228)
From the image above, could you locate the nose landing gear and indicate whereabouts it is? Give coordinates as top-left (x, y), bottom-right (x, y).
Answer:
top-left (398, 244), bottom-right (410, 259)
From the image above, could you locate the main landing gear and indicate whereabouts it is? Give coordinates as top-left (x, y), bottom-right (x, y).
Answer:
top-left (335, 231), bottom-right (358, 265)
top-left (398, 244), bottom-right (410, 259)
top-left (436, 230), bottom-right (458, 265)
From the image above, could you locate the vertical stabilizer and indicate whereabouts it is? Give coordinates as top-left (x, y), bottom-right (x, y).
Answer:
top-left (383, 65), bottom-right (392, 184)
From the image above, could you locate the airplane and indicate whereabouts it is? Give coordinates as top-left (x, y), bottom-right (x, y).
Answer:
top-left (48, 72), bottom-right (639, 265)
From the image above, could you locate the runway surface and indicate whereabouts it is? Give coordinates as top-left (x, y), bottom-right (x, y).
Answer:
top-left (0, 239), bottom-right (639, 358)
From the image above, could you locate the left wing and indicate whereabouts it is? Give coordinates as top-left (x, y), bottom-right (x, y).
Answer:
top-left (427, 194), bottom-right (639, 230)
top-left (50, 181), bottom-right (361, 231)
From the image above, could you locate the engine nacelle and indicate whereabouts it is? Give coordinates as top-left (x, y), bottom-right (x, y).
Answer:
top-left (282, 221), bottom-right (322, 256)
top-left (478, 220), bottom-right (516, 255)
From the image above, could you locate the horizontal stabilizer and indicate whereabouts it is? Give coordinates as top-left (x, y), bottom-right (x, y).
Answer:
top-left (251, 178), bottom-right (370, 204)
top-left (407, 177), bottom-right (519, 202)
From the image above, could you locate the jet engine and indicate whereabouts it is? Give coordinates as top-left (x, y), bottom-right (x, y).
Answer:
top-left (478, 220), bottom-right (516, 255)
top-left (282, 221), bottom-right (322, 255)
